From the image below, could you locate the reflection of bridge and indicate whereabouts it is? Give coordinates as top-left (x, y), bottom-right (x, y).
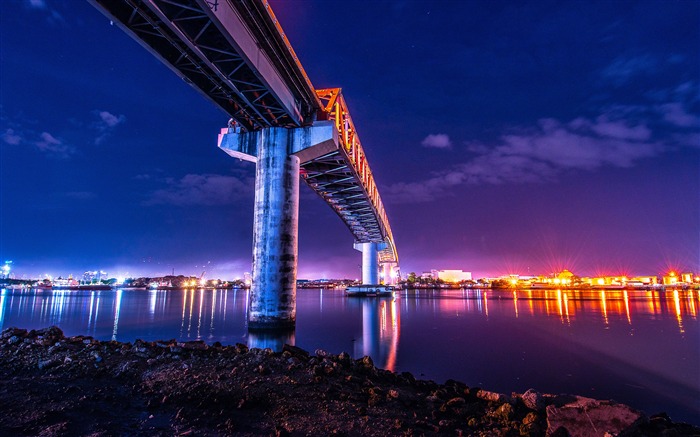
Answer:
top-left (90, 0), bottom-right (399, 329)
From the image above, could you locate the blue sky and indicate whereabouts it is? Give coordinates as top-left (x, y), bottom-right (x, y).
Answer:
top-left (1, 0), bottom-right (698, 279)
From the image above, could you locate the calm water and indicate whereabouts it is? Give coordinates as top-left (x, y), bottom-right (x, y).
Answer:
top-left (0, 287), bottom-right (698, 423)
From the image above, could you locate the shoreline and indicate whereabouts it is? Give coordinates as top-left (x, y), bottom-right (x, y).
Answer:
top-left (0, 326), bottom-right (697, 436)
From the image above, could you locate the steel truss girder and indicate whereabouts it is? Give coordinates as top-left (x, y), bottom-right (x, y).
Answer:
top-left (89, 0), bottom-right (320, 130)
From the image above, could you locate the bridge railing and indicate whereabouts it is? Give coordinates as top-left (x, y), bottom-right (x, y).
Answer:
top-left (316, 88), bottom-right (397, 264)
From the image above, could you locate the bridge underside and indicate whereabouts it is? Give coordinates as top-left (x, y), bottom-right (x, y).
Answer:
top-left (301, 150), bottom-right (396, 265)
top-left (88, 0), bottom-right (318, 131)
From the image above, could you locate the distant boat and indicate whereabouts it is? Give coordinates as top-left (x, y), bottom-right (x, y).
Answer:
top-left (345, 284), bottom-right (394, 297)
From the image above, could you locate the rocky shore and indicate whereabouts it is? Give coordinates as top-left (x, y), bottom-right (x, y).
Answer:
top-left (0, 327), bottom-right (697, 436)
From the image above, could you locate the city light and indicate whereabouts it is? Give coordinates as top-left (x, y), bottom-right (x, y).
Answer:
top-left (1, 261), bottom-right (11, 278)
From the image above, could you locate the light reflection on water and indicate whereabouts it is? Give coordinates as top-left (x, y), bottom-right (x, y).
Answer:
top-left (0, 287), bottom-right (698, 423)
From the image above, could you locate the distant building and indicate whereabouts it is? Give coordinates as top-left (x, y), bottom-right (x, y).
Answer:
top-left (420, 271), bottom-right (435, 280)
top-left (436, 270), bottom-right (472, 283)
top-left (630, 275), bottom-right (658, 286)
top-left (662, 271), bottom-right (694, 286)
top-left (83, 270), bottom-right (108, 283)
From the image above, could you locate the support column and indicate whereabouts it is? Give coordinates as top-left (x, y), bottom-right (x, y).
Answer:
top-left (249, 128), bottom-right (299, 330)
top-left (354, 242), bottom-right (382, 285)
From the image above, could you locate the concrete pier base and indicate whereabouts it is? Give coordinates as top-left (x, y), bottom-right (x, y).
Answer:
top-left (247, 329), bottom-right (296, 351)
top-left (354, 242), bottom-right (387, 285)
top-left (248, 128), bottom-right (299, 330)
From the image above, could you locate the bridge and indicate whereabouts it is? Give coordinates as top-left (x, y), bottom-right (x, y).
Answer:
top-left (90, 0), bottom-right (399, 329)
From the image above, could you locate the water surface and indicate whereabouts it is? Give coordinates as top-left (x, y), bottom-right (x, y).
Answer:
top-left (1, 287), bottom-right (698, 423)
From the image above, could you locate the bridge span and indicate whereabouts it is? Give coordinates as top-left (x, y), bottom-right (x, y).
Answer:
top-left (90, 0), bottom-right (399, 329)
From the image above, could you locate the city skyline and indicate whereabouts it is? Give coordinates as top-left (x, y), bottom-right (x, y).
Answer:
top-left (1, 0), bottom-right (699, 279)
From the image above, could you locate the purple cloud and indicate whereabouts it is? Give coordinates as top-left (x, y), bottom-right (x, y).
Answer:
top-left (421, 133), bottom-right (452, 149)
top-left (93, 110), bottom-right (126, 144)
top-left (98, 111), bottom-right (125, 128)
top-left (144, 174), bottom-right (254, 206)
top-left (2, 128), bottom-right (22, 145)
top-left (601, 55), bottom-right (658, 85)
top-left (34, 131), bottom-right (75, 158)
top-left (385, 102), bottom-right (697, 203)
top-left (657, 103), bottom-right (700, 128)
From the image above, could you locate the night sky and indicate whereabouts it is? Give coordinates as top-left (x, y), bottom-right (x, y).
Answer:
top-left (1, 0), bottom-right (698, 280)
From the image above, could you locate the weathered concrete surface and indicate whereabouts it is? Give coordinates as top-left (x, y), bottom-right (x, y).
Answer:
top-left (354, 242), bottom-right (387, 285)
top-left (249, 127), bottom-right (300, 329)
top-left (217, 120), bottom-right (338, 164)
top-left (221, 123), bottom-right (343, 330)
top-left (545, 395), bottom-right (643, 436)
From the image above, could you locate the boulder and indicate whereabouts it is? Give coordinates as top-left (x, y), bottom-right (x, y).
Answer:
top-left (546, 396), bottom-right (643, 436)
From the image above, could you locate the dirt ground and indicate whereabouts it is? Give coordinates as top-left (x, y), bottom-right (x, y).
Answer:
top-left (0, 326), bottom-right (697, 436)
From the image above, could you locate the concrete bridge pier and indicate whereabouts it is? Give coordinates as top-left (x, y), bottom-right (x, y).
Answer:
top-left (249, 128), bottom-right (299, 330)
top-left (354, 242), bottom-right (387, 285)
top-left (218, 122), bottom-right (339, 331)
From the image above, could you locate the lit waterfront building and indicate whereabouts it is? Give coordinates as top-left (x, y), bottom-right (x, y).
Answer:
top-left (535, 269), bottom-right (577, 286)
top-left (436, 270), bottom-right (472, 283)
top-left (663, 271), bottom-right (695, 286)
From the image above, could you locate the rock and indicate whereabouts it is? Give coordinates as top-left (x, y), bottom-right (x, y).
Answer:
top-left (8, 336), bottom-right (20, 345)
top-left (522, 388), bottom-right (546, 411)
top-left (477, 389), bottom-right (512, 404)
top-left (358, 356), bottom-right (374, 368)
top-left (38, 358), bottom-right (58, 370)
top-left (446, 397), bottom-right (466, 407)
top-left (494, 402), bottom-right (514, 421)
top-left (546, 396), bottom-right (643, 437)
top-left (523, 412), bottom-right (539, 425)
top-left (35, 326), bottom-right (64, 345)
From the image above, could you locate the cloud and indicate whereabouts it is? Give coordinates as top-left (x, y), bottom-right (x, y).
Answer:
top-left (1, 112), bottom-right (76, 158)
top-left (601, 55), bottom-right (658, 85)
top-left (34, 131), bottom-right (75, 158)
top-left (385, 101), bottom-right (699, 203)
top-left (28, 0), bottom-right (47, 9)
top-left (144, 174), bottom-right (253, 206)
top-left (98, 111), bottom-right (125, 128)
top-left (93, 110), bottom-right (126, 144)
top-left (657, 103), bottom-right (700, 128)
top-left (421, 133), bottom-right (452, 149)
top-left (2, 129), bottom-right (22, 145)
top-left (24, 0), bottom-right (65, 24)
